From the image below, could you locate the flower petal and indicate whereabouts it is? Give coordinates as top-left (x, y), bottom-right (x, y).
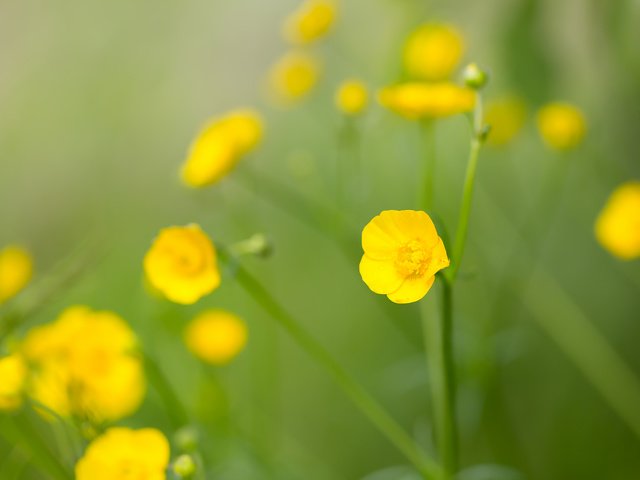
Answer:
top-left (387, 274), bottom-right (436, 304)
top-left (424, 237), bottom-right (450, 278)
top-left (359, 255), bottom-right (404, 294)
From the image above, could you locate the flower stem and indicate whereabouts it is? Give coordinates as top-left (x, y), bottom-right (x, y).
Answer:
top-left (227, 256), bottom-right (441, 479)
top-left (447, 93), bottom-right (485, 283)
top-left (420, 121), bottom-right (436, 212)
top-left (421, 278), bottom-right (457, 480)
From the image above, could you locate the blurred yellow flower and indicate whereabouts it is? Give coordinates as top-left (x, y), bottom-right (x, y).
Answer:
top-left (484, 95), bottom-right (527, 147)
top-left (335, 79), bottom-right (368, 115)
top-left (181, 109), bottom-right (263, 188)
top-left (184, 309), bottom-right (248, 364)
top-left (0, 245), bottom-right (33, 304)
top-left (360, 210), bottom-right (450, 304)
top-left (404, 23), bottom-right (464, 81)
top-left (269, 51), bottom-right (320, 103)
top-left (21, 306), bottom-right (145, 422)
top-left (0, 353), bottom-right (27, 410)
top-left (595, 182), bottom-right (640, 260)
top-left (536, 102), bottom-right (586, 150)
top-left (144, 224), bottom-right (220, 305)
top-left (378, 82), bottom-right (475, 120)
top-left (283, 0), bottom-right (337, 45)
top-left (76, 427), bottom-right (170, 480)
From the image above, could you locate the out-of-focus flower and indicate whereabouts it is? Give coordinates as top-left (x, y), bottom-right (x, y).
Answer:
top-left (184, 310), bottom-right (247, 365)
top-left (0, 353), bottom-right (27, 410)
top-left (404, 23), bottom-right (464, 81)
top-left (335, 79), bottom-right (368, 116)
top-left (536, 102), bottom-right (586, 150)
top-left (595, 182), bottom-right (640, 260)
top-left (268, 51), bottom-right (320, 104)
top-left (75, 427), bottom-right (169, 480)
top-left (144, 224), bottom-right (220, 305)
top-left (283, 0), bottom-right (337, 45)
top-left (21, 306), bottom-right (145, 422)
top-left (181, 109), bottom-right (263, 188)
top-left (484, 95), bottom-right (527, 147)
top-left (173, 454), bottom-right (197, 478)
top-left (359, 210), bottom-right (450, 304)
top-left (378, 82), bottom-right (475, 120)
top-left (0, 245), bottom-right (33, 304)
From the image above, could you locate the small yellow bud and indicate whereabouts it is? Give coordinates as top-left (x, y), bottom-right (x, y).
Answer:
top-left (536, 102), bottom-right (586, 151)
top-left (184, 310), bottom-right (248, 365)
top-left (283, 0), bottom-right (337, 45)
top-left (173, 454), bottom-right (197, 478)
top-left (335, 80), bottom-right (368, 116)
top-left (462, 63), bottom-right (488, 90)
top-left (268, 51), bottom-right (320, 104)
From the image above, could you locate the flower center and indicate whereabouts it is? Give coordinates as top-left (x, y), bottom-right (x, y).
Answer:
top-left (395, 239), bottom-right (431, 278)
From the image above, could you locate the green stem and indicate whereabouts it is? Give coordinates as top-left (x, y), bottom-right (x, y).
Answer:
top-left (421, 278), bottom-right (457, 480)
top-left (420, 121), bottom-right (436, 212)
top-left (226, 256), bottom-right (441, 479)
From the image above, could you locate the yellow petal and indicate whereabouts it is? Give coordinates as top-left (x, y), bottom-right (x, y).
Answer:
top-left (387, 275), bottom-right (436, 304)
top-left (424, 237), bottom-right (450, 278)
top-left (359, 255), bottom-right (404, 294)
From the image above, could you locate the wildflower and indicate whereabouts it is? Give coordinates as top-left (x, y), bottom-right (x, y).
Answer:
top-left (184, 310), bottom-right (247, 364)
top-left (359, 210), bottom-right (450, 304)
top-left (378, 82), bottom-right (475, 120)
top-left (0, 245), bottom-right (33, 304)
top-left (595, 182), bottom-right (640, 260)
top-left (268, 51), bottom-right (320, 104)
top-left (404, 23), bottom-right (464, 81)
top-left (144, 224), bottom-right (220, 305)
top-left (283, 0), bottom-right (337, 45)
top-left (75, 427), bottom-right (170, 480)
top-left (536, 102), bottom-right (586, 150)
top-left (0, 353), bottom-right (27, 410)
top-left (484, 95), bottom-right (527, 147)
top-left (21, 306), bottom-right (145, 422)
top-left (181, 109), bottom-right (263, 187)
top-left (335, 79), bottom-right (368, 116)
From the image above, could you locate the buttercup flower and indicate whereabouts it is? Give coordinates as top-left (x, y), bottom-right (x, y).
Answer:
top-left (378, 82), bottom-right (475, 120)
top-left (144, 224), bottom-right (220, 305)
top-left (335, 79), bottom-right (368, 115)
top-left (184, 309), bottom-right (248, 364)
top-left (181, 109), bottom-right (263, 188)
top-left (595, 182), bottom-right (640, 260)
top-left (0, 245), bottom-right (33, 304)
top-left (536, 102), bottom-right (586, 150)
top-left (360, 210), bottom-right (450, 304)
top-left (269, 51), bottom-right (320, 103)
top-left (21, 306), bottom-right (145, 422)
top-left (76, 427), bottom-right (170, 480)
top-left (283, 0), bottom-right (337, 45)
top-left (404, 23), bottom-right (464, 81)
top-left (0, 353), bottom-right (27, 410)
top-left (484, 95), bottom-right (527, 147)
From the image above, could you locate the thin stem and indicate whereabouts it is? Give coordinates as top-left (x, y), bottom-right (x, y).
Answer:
top-left (226, 255), bottom-right (441, 479)
top-left (421, 278), bottom-right (457, 480)
top-left (447, 93), bottom-right (485, 283)
top-left (420, 121), bottom-right (436, 212)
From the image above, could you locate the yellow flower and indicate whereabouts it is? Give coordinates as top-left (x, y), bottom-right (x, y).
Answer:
top-left (0, 353), bottom-right (27, 410)
top-left (359, 210), bottom-right (450, 304)
top-left (404, 23), bottom-right (464, 81)
top-left (268, 51), bottom-right (320, 104)
top-left (21, 306), bottom-right (145, 422)
top-left (0, 245), bottom-right (33, 304)
top-left (76, 427), bottom-right (170, 480)
top-left (184, 309), bottom-right (248, 364)
top-left (181, 109), bottom-right (263, 188)
top-left (595, 182), bottom-right (640, 260)
top-left (283, 0), bottom-right (337, 45)
top-left (536, 102), bottom-right (586, 150)
top-left (484, 95), bottom-right (527, 147)
top-left (335, 79), bottom-right (368, 115)
top-left (378, 82), bottom-right (475, 120)
top-left (144, 224), bottom-right (220, 305)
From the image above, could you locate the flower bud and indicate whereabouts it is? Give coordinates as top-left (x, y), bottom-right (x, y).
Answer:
top-left (462, 63), bottom-right (488, 90)
top-left (173, 454), bottom-right (196, 478)
top-left (174, 426), bottom-right (199, 452)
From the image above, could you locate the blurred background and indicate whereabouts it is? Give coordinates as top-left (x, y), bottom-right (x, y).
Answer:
top-left (1, 0), bottom-right (640, 478)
